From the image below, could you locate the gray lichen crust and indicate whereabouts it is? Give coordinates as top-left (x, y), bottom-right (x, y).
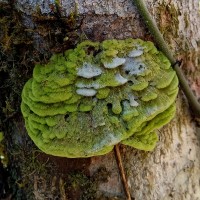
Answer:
top-left (21, 39), bottom-right (179, 158)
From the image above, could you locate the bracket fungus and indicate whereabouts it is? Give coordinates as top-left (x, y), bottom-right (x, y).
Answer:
top-left (21, 39), bottom-right (178, 158)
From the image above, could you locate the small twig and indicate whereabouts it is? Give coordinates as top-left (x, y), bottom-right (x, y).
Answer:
top-left (133, 0), bottom-right (200, 117)
top-left (114, 145), bottom-right (131, 200)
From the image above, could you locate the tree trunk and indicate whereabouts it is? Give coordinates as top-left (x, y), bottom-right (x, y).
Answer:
top-left (0, 0), bottom-right (200, 199)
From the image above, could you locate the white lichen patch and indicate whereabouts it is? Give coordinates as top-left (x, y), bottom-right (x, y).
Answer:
top-left (129, 94), bottom-right (139, 107)
top-left (115, 73), bottom-right (128, 85)
top-left (123, 58), bottom-right (146, 76)
top-left (77, 63), bottom-right (102, 78)
top-left (76, 81), bottom-right (100, 89)
top-left (103, 57), bottom-right (126, 68)
top-left (76, 88), bottom-right (97, 96)
top-left (128, 49), bottom-right (143, 57)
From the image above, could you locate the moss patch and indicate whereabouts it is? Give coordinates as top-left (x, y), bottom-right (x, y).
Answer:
top-left (157, 2), bottom-right (179, 41)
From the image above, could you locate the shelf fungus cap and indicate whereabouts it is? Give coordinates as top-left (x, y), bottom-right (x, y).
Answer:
top-left (21, 39), bottom-right (179, 158)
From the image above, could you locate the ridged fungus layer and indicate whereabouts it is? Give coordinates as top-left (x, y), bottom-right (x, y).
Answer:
top-left (21, 39), bottom-right (179, 158)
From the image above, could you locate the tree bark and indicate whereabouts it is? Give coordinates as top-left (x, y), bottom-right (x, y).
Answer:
top-left (0, 0), bottom-right (200, 199)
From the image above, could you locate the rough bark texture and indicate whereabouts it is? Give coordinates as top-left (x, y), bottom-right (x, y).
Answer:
top-left (0, 0), bottom-right (200, 199)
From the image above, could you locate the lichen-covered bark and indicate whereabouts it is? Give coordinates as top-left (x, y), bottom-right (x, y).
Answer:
top-left (0, 0), bottom-right (200, 199)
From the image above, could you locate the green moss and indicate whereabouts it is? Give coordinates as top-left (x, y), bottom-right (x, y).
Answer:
top-left (21, 39), bottom-right (179, 158)
top-left (157, 3), bottom-right (179, 39)
top-left (79, 98), bottom-right (95, 112)
top-left (141, 88), bottom-right (158, 102)
top-left (96, 88), bottom-right (110, 99)
top-left (122, 107), bottom-right (139, 122)
top-left (112, 100), bottom-right (122, 114)
top-left (131, 80), bottom-right (148, 91)
top-left (122, 104), bottom-right (176, 150)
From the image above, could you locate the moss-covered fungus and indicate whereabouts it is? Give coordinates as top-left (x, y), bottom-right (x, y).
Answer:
top-left (21, 39), bottom-right (178, 158)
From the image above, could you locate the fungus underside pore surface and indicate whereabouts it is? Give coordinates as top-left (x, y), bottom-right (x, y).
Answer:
top-left (21, 38), bottom-right (179, 158)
